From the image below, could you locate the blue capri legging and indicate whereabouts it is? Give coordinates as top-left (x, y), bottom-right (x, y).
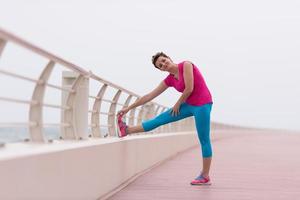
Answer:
top-left (142, 103), bottom-right (213, 158)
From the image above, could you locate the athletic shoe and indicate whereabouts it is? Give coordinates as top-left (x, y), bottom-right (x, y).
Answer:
top-left (117, 114), bottom-right (128, 137)
top-left (190, 174), bottom-right (211, 185)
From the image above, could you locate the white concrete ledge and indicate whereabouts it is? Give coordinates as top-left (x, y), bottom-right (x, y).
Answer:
top-left (0, 132), bottom-right (199, 200)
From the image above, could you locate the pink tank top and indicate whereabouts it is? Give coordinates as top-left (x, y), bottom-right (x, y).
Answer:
top-left (163, 61), bottom-right (212, 106)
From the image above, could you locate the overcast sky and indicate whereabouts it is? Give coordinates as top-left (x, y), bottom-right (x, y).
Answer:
top-left (0, 0), bottom-right (300, 131)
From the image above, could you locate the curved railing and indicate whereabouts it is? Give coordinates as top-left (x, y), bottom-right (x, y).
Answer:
top-left (0, 28), bottom-right (195, 144)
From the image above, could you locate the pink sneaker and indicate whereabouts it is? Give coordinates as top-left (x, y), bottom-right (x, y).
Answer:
top-left (117, 114), bottom-right (128, 137)
top-left (190, 175), bottom-right (211, 185)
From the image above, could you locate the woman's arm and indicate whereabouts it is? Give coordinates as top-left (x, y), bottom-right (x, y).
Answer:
top-left (171, 61), bottom-right (194, 116)
top-left (118, 81), bottom-right (168, 116)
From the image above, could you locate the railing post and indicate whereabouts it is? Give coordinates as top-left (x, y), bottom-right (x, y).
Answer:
top-left (143, 102), bottom-right (155, 120)
top-left (128, 98), bottom-right (138, 126)
top-left (0, 39), bottom-right (7, 143)
top-left (62, 71), bottom-right (89, 140)
top-left (108, 90), bottom-right (121, 137)
top-left (29, 61), bottom-right (55, 142)
top-left (0, 39), bottom-right (6, 57)
top-left (181, 118), bottom-right (188, 132)
top-left (91, 84), bottom-right (107, 137)
top-left (163, 107), bottom-right (172, 132)
top-left (122, 94), bottom-right (133, 123)
top-left (188, 118), bottom-right (195, 131)
top-left (154, 105), bottom-right (161, 116)
top-left (137, 105), bottom-right (145, 125)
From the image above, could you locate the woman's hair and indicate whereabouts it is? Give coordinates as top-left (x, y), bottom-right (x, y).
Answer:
top-left (152, 52), bottom-right (170, 68)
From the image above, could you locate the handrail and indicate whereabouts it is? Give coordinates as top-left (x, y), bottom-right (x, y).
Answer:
top-left (0, 28), bottom-right (154, 101)
top-left (0, 28), bottom-right (86, 74)
top-left (0, 69), bottom-right (40, 83)
top-left (46, 83), bottom-right (74, 92)
top-left (0, 97), bottom-right (37, 105)
top-left (42, 103), bottom-right (70, 110)
top-left (0, 122), bottom-right (37, 127)
top-left (0, 27), bottom-right (188, 144)
top-left (43, 123), bottom-right (71, 127)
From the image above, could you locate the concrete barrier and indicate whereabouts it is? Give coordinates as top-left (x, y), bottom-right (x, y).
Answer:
top-left (0, 132), bottom-right (198, 200)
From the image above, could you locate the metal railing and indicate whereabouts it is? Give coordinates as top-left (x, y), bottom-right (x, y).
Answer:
top-left (0, 28), bottom-right (195, 144)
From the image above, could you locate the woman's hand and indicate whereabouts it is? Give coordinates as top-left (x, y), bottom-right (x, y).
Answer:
top-left (117, 107), bottom-right (130, 117)
top-left (171, 103), bottom-right (181, 117)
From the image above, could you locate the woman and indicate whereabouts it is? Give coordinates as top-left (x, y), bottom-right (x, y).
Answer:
top-left (117, 52), bottom-right (213, 185)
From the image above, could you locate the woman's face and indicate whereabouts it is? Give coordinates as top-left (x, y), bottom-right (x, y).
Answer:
top-left (155, 56), bottom-right (172, 71)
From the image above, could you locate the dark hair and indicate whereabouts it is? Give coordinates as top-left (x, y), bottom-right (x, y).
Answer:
top-left (152, 52), bottom-right (170, 68)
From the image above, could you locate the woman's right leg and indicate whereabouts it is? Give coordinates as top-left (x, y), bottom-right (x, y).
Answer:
top-left (127, 103), bottom-right (193, 134)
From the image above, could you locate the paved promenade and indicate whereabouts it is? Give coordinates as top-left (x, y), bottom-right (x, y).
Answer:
top-left (108, 130), bottom-right (300, 200)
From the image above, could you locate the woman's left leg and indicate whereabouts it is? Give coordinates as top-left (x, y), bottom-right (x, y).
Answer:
top-left (192, 103), bottom-right (213, 177)
top-left (126, 125), bottom-right (144, 134)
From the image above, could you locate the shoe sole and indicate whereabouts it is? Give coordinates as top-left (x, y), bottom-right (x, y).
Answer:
top-left (116, 117), bottom-right (127, 138)
top-left (190, 182), bottom-right (212, 186)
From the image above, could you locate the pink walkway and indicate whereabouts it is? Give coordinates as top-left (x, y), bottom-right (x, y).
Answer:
top-left (108, 130), bottom-right (300, 200)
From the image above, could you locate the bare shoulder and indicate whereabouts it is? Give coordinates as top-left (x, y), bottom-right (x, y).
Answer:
top-left (183, 60), bottom-right (193, 65)
top-left (183, 61), bottom-right (193, 69)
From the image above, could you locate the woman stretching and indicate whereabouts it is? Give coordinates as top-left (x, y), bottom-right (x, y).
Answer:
top-left (117, 52), bottom-right (213, 185)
